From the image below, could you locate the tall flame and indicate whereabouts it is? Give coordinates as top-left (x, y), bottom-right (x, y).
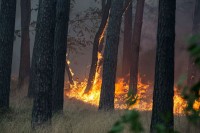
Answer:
top-left (67, 59), bottom-right (74, 76)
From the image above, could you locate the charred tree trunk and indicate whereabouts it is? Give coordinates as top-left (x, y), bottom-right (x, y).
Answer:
top-left (187, 0), bottom-right (200, 87)
top-left (129, 0), bottom-right (145, 96)
top-left (84, 0), bottom-right (111, 93)
top-left (31, 0), bottom-right (56, 128)
top-left (122, 0), bottom-right (132, 80)
top-left (150, 0), bottom-right (176, 132)
top-left (52, 0), bottom-right (70, 113)
top-left (18, 0), bottom-right (31, 89)
top-left (98, 0), bottom-right (124, 111)
top-left (65, 62), bottom-right (74, 85)
top-left (0, 0), bottom-right (16, 110)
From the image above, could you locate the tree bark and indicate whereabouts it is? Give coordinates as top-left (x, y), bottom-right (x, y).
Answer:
top-left (52, 0), bottom-right (70, 113)
top-left (0, 0), bottom-right (16, 110)
top-left (18, 0), bottom-right (31, 89)
top-left (122, 0), bottom-right (132, 80)
top-left (102, 0), bottom-right (106, 12)
top-left (150, 0), bottom-right (176, 132)
top-left (99, 0), bottom-right (124, 111)
top-left (31, 0), bottom-right (56, 128)
top-left (84, 0), bottom-right (111, 93)
top-left (129, 0), bottom-right (145, 96)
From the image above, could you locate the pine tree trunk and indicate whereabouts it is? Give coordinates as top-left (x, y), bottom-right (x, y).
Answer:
top-left (122, 0), bottom-right (132, 80)
top-left (0, 0), bottom-right (16, 110)
top-left (129, 0), bottom-right (145, 96)
top-left (150, 0), bottom-right (176, 132)
top-left (187, 0), bottom-right (200, 87)
top-left (18, 0), bottom-right (31, 89)
top-left (52, 0), bottom-right (70, 113)
top-left (84, 0), bottom-right (111, 93)
top-left (99, 0), bottom-right (124, 111)
top-left (31, 0), bottom-right (56, 128)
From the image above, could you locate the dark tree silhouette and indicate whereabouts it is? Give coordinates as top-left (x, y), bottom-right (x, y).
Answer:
top-left (18, 0), bottom-right (31, 89)
top-left (0, 0), bottom-right (16, 110)
top-left (188, 0), bottom-right (200, 87)
top-left (129, 0), bottom-right (145, 96)
top-left (31, 0), bottom-right (56, 128)
top-left (150, 0), bottom-right (176, 132)
top-left (52, 0), bottom-right (71, 113)
top-left (99, 0), bottom-right (124, 111)
top-left (122, 0), bottom-right (132, 80)
top-left (84, 0), bottom-right (111, 93)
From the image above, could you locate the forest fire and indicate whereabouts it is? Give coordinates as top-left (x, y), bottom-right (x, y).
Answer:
top-left (64, 65), bottom-right (199, 114)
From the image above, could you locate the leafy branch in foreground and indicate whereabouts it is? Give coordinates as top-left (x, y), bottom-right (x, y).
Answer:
top-left (109, 110), bottom-right (143, 133)
top-left (180, 35), bottom-right (200, 126)
top-left (109, 94), bottom-right (143, 133)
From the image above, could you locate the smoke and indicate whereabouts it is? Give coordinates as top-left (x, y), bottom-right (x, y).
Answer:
top-left (12, 0), bottom-right (195, 83)
top-left (138, 0), bottom-right (195, 82)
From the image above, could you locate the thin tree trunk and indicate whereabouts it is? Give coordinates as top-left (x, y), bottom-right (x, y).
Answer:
top-left (31, 0), bottom-right (56, 128)
top-left (0, 0), bottom-right (16, 110)
top-left (65, 62), bottom-right (74, 85)
top-left (52, 0), bottom-right (70, 113)
top-left (150, 0), bottom-right (176, 132)
top-left (122, 0), bottom-right (132, 81)
top-left (84, 0), bottom-right (111, 93)
top-left (18, 0), bottom-right (31, 89)
top-left (99, 0), bottom-right (124, 111)
top-left (129, 0), bottom-right (145, 96)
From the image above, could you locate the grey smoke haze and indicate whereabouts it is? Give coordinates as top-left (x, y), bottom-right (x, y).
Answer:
top-left (12, 0), bottom-right (195, 82)
top-left (12, 0), bottom-right (98, 79)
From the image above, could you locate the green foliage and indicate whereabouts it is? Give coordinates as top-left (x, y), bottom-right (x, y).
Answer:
top-left (155, 124), bottom-right (178, 133)
top-left (187, 35), bottom-right (200, 66)
top-left (109, 96), bottom-right (179, 133)
top-left (155, 113), bottom-right (178, 133)
top-left (109, 94), bottom-right (143, 133)
top-left (181, 35), bottom-right (200, 126)
top-left (109, 110), bottom-right (143, 133)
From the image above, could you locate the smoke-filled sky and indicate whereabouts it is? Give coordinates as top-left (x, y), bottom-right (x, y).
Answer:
top-left (12, 0), bottom-right (195, 82)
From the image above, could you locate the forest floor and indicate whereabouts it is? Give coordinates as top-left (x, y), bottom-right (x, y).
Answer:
top-left (0, 79), bottom-right (199, 133)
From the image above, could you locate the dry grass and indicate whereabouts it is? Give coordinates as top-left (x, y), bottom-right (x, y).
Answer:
top-left (0, 81), bottom-right (199, 133)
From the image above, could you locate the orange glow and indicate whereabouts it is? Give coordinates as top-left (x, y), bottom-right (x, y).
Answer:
top-left (64, 67), bottom-right (198, 114)
top-left (193, 100), bottom-right (200, 111)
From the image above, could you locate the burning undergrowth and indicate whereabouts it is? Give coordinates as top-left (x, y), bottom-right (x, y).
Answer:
top-left (64, 61), bottom-right (199, 115)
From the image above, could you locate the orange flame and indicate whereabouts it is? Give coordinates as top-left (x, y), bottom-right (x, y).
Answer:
top-left (65, 72), bottom-right (199, 114)
top-left (65, 56), bottom-right (200, 114)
